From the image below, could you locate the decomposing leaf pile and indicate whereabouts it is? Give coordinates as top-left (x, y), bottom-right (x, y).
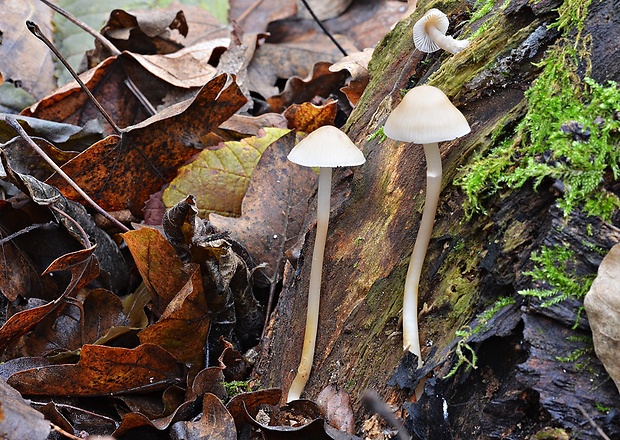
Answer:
top-left (0, 0), bottom-right (405, 438)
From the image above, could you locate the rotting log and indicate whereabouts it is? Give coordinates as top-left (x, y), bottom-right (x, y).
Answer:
top-left (255, 0), bottom-right (620, 437)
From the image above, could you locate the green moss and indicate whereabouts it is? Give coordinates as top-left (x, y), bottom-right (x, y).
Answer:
top-left (223, 380), bottom-right (253, 399)
top-left (518, 245), bottom-right (595, 326)
top-left (456, 0), bottom-right (620, 221)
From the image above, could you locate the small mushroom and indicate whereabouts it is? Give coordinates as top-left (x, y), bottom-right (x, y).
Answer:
top-left (384, 85), bottom-right (470, 368)
top-left (413, 8), bottom-right (470, 54)
top-left (286, 125), bottom-right (365, 401)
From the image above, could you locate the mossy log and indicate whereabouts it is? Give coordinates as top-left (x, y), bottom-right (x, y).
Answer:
top-left (255, 0), bottom-right (620, 438)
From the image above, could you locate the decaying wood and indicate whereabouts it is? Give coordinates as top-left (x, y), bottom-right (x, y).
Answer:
top-left (255, 0), bottom-right (620, 438)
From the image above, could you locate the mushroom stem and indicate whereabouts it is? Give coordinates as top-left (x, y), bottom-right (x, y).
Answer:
top-left (402, 142), bottom-right (442, 368)
top-left (288, 166), bottom-right (332, 402)
top-left (426, 25), bottom-right (469, 54)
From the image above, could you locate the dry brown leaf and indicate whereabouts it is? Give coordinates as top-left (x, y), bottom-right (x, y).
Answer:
top-left (0, 0), bottom-right (56, 100)
top-left (128, 39), bottom-right (230, 88)
top-left (584, 243), bottom-right (620, 393)
top-left (210, 131), bottom-right (317, 283)
top-left (7, 344), bottom-right (181, 396)
top-left (296, 0), bottom-right (352, 20)
top-left (283, 101), bottom-right (337, 132)
top-left (247, 42), bottom-right (354, 100)
top-left (329, 48), bottom-right (374, 105)
top-left (230, 0), bottom-right (297, 33)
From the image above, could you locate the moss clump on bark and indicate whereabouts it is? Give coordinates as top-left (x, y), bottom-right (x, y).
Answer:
top-left (456, 0), bottom-right (620, 221)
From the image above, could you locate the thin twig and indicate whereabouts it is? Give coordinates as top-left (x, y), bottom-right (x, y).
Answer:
top-left (576, 404), bottom-right (612, 440)
top-left (362, 389), bottom-right (410, 440)
top-left (3, 116), bottom-right (130, 232)
top-left (26, 21), bottom-right (123, 135)
top-left (236, 0), bottom-right (265, 23)
top-left (50, 205), bottom-right (92, 248)
top-left (37, 0), bottom-right (120, 55)
top-left (51, 423), bottom-right (82, 440)
top-left (298, 0), bottom-right (348, 56)
top-left (0, 222), bottom-right (55, 245)
top-left (37, 0), bottom-right (157, 116)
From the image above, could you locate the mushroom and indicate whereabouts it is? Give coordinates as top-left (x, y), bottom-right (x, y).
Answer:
top-left (384, 85), bottom-right (470, 368)
top-left (413, 8), bottom-right (470, 54)
top-left (286, 125), bottom-right (365, 401)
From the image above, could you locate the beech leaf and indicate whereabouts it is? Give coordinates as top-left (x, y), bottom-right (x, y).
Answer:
top-left (45, 74), bottom-right (247, 215)
top-left (7, 344), bottom-right (181, 396)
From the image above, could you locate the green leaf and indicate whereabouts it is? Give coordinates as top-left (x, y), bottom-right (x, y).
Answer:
top-left (163, 127), bottom-right (291, 218)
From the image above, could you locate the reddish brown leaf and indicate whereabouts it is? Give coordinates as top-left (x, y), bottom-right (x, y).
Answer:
top-left (113, 397), bottom-right (197, 437)
top-left (226, 388), bottom-right (282, 430)
top-left (0, 301), bottom-right (58, 351)
top-left (283, 101), bottom-right (338, 132)
top-left (42, 245), bottom-right (100, 295)
top-left (44, 74), bottom-right (247, 215)
top-left (188, 367), bottom-right (227, 401)
top-left (138, 266), bottom-right (210, 369)
top-left (7, 344), bottom-right (180, 396)
top-left (122, 226), bottom-right (191, 316)
top-left (210, 131), bottom-right (317, 283)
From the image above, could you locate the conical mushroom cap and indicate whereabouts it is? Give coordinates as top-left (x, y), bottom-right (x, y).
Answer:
top-left (287, 125), bottom-right (366, 167)
top-left (413, 9), bottom-right (449, 53)
top-left (384, 85), bottom-right (471, 144)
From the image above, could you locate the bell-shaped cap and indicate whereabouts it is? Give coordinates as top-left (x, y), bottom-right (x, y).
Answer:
top-left (384, 85), bottom-right (471, 144)
top-left (287, 125), bottom-right (366, 168)
top-left (413, 9), bottom-right (449, 53)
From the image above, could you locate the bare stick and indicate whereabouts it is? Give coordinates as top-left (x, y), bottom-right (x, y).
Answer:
top-left (3, 116), bottom-right (130, 232)
top-left (576, 404), bottom-right (612, 440)
top-left (236, 0), bottom-right (265, 23)
top-left (26, 21), bottom-right (123, 135)
top-left (0, 222), bottom-right (55, 245)
top-left (37, 0), bottom-right (120, 55)
top-left (298, 0), bottom-right (348, 56)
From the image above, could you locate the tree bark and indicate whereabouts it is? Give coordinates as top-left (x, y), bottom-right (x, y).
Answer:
top-left (255, 0), bottom-right (620, 438)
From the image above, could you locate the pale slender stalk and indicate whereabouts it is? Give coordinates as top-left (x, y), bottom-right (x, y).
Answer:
top-left (427, 25), bottom-right (470, 54)
top-left (287, 167), bottom-right (332, 401)
top-left (402, 142), bottom-right (441, 368)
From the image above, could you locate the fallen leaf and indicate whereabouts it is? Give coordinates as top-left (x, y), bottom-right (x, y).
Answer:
top-left (584, 243), bottom-right (620, 393)
top-left (0, 0), bottom-right (56, 100)
top-left (247, 43), bottom-right (352, 100)
top-left (128, 39), bottom-right (230, 88)
top-left (98, 8), bottom-right (188, 55)
top-left (8, 343), bottom-right (181, 396)
top-left (122, 226), bottom-right (190, 316)
top-left (329, 48), bottom-right (374, 106)
top-left (46, 73), bottom-right (247, 216)
top-left (0, 377), bottom-right (51, 440)
top-left (316, 385), bottom-right (355, 434)
top-left (170, 393), bottom-right (237, 440)
top-left (210, 131), bottom-right (316, 284)
top-left (295, 0), bottom-right (352, 20)
top-left (163, 127), bottom-right (290, 217)
top-left (283, 101), bottom-right (337, 132)
top-left (229, 0), bottom-right (297, 33)
top-left (267, 62), bottom-right (348, 113)
top-left (138, 266), bottom-right (211, 370)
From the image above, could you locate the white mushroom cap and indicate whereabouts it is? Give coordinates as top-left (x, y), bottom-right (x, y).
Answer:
top-left (413, 9), bottom-right (449, 53)
top-left (287, 125), bottom-right (366, 167)
top-left (384, 85), bottom-right (471, 144)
